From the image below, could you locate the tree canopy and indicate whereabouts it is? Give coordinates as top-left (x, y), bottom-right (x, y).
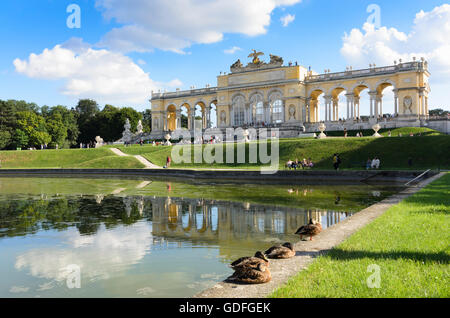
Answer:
top-left (0, 99), bottom-right (149, 150)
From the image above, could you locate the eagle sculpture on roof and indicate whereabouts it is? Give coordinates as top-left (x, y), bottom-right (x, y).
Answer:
top-left (248, 50), bottom-right (264, 64)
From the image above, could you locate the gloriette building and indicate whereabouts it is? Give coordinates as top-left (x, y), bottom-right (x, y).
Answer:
top-left (150, 51), bottom-right (435, 138)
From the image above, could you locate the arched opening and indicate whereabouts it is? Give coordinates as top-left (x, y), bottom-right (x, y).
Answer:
top-left (167, 105), bottom-right (177, 131)
top-left (353, 85), bottom-right (370, 121)
top-left (250, 93), bottom-right (264, 125)
top-left (310, 89), bottom-right (324, 122)
top-left (330, 87), bottom-right (347, 122)
top-left (269, 91), bottom-right (284, 124)
top-left (209, 100), bottom-right (217, 128)
top-left (232, 95), bottom-right (245, 127)
top-left (194, 102), bottom-right (206, 129)
top-left (376, 82), bottom-right (396, 119)
top-left (180, 103), bottom-right (190, 129)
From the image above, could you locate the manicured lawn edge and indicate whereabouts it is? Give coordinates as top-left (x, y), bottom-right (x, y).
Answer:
top-left (270, 173), bottom-right (450, 298)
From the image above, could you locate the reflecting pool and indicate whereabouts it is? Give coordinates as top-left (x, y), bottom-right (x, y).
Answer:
top-left (0, 177), bottom-right (402, 297)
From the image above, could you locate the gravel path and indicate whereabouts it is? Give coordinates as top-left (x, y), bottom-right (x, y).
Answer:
top-left (110, 148), bottom-right (161, 169)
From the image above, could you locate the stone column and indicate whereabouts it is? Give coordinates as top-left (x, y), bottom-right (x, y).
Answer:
top-left (369, 91), bottom-right (377, 118)
top-left (393, 90), bottom-right (398, 116)
top-left (354, 96), bottom-right (360, 119)
top-left (345, 93), bottom-right (354, 120)
top-left (378, 94), bottom-right (383, 118)
top-left (230, 105), bottom-right (234, 126)
top-left (205, 106), bottom-right (211, 128)
top-left (332, 97), bottom-right (339, 121)
top-left (264, 102), bottom-right (271, 124)
top-left (324, 95), bottom-right (331, 122)
top-left (306, 98), bottom-right (311, 123)
top-left (174, 110), bottom-right (180, 129)
top-left (419, 91), bottom-right (425, 117)
top-left (162, 111), bottom-right (167, 131)
top-left (190, 109), bottom-right (195, 130)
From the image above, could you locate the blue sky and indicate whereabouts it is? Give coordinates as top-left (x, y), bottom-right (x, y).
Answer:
top-left (0, 0), bottom-right (449, 115)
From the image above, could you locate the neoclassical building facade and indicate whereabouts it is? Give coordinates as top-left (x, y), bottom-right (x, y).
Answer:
top-left (150, 51), bottom-right (431, 138)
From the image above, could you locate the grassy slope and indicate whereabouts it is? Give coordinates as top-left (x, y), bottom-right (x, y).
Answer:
top-left (0, 148), bottom-right (144, 169)
top-left (270, 173), bottom-right (450, 298)
top-left (0, 127), bottom-right (448, 170)
top-left (324, 127), bottom-right (443, 137)
top-left (117, 134), bottom-right (450, 170)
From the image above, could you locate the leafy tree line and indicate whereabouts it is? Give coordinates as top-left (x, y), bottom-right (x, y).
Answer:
top-left (0, 99), bottom-right (152, 150)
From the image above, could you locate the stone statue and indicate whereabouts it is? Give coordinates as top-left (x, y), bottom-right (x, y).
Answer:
top-left (95, 136), bottom-right (104, 148)
top-left (122, 118), bottom-right (133, 143)
top-left (269, 54), bottom-right (283, 66)
top-left (136, 120), bottom-right (143, 134)
top-left (248, 50), bottom-right (264, 65)
top-left (230, 59), bottom-right (243, 72)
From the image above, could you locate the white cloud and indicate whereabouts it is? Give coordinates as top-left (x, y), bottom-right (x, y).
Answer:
top-left (95, 0), bottom-right (302, 53)
top-left (224, 46), bottom-right (242, 54)
top-left (340, 4), bottom-right (450, 82)
top-left (280, 14), bottom-right (295, 27)
top-left (13, 42), bottom-right (181, 106)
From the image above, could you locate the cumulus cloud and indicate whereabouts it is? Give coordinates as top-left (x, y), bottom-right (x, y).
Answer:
top-left (280, 14), bottom-right (295, 27)
top-left (13, 41), bottom-right (181, 106)
top-left (340, 4), bottom-right (450, 81)
top-left (224, 46), bottom-right (242, 54)
top-left (95, 0), bottom-right (302, 53)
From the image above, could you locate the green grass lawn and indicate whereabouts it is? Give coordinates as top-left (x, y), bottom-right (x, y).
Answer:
top-left (0, 127), bottom-right (449, 170)
top-left (270, 173), bottom-right (450, 298)
top-left (117, 132), bottom-right (450, 170)
top-left (0, 148), bottom-right (144, 169)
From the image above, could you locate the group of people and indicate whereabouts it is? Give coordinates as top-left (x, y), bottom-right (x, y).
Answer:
top-left (367, 157), bottom-right (381, 170)
top-left (286, 158), bottom-right (314, 170)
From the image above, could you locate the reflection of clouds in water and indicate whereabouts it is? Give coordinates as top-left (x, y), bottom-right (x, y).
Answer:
top-left (136, 287), bottom-right (156, 296)
top-left (15, 222), bottom-right (152, 283)
top-left (10, 286), bottom-right (30, 293)
top-left (37, 281), bottom-right (56, 291)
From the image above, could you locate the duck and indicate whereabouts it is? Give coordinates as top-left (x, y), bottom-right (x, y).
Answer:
top-left (264, 242), bottom-right (296, 259)
top-left (230, 251), bottom-right (269, 271)
top-left (295, 218), bottom-right (322, 241)
top-left (228, 263), bottom-right (272, 284)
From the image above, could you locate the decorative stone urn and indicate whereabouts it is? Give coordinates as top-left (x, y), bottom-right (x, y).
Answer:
top-left (372, 123), bottom-right (382, 138)
top-left (318, 122), bottom-right (327, 139)
top-left (164, 133), bottom-right (172, 146)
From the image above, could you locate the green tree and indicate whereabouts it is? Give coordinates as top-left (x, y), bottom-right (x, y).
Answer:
top-left (11, 129), bottom-right (29, 149)
top-left (142, 109), bottom-right (152, 133)
top-left (46, 113), bottom-right (68, 148)
top-left (0, 130), bottom-right (11, 149)
top-left (76, 99), bottom-right (100, 144)
top-left (429, 108), bottom-right (449, 117)
top-left (16, 111), bottom-right (50, 147)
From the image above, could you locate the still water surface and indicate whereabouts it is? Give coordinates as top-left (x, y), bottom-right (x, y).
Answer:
top-left (0, 177), bottom-right (402, 297)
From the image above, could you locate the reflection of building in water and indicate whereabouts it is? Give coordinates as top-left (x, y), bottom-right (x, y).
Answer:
top-left (149, 197), bottom-right (351, 244)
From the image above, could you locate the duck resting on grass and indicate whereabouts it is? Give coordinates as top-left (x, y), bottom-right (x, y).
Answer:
top-left (264, 242), bottom-right (296, 259)
top-left (295, 218), bottom-right (322, 241)
top-left (230, 251), bottom-right (269, 270)
top-left (228, 263), bottom-right (272, 284)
